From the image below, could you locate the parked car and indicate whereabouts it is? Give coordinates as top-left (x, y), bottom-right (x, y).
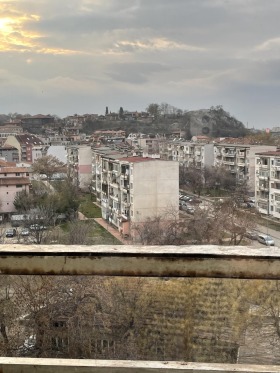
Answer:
top-left (5, 228), bottom-right (16, 238)
top-left (257, 234), bottom-right (275, 246)
top-left (20, 228), bottom-right (30, 236)
top-left (245, 230), bottom-right (258, 240)
top-left (246, 202), bottom-right (255, 208)
top-left (29, 224), bottom-right (47, 231)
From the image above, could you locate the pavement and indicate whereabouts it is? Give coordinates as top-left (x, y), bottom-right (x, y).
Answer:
top-left (93, 218), bottom-right (129, 245)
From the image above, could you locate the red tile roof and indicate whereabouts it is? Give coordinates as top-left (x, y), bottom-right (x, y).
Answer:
top-left (0, 167), bottom-right (30, 173)
top-left (0, 177), bottom-right (30, 185)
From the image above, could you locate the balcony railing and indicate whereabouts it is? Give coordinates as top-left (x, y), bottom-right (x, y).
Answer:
top-left (1, 245), bottom-right (280, 372)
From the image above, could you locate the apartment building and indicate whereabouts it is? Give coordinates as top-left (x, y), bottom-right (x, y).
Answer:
top-left (92, 149), bottom-right (179, 237)
top-left (4, 134), bottom-right (46, 163)
top-left (158, 140), bottom-right (276, 193)
top-left (0, 163), bottom-right (31, 217)
top-left (66, 144), bottom-right (92, 190)
top-left (255, 150), bottom-right (280, 217)
top-left (0, 145), bottom-right (19, 162)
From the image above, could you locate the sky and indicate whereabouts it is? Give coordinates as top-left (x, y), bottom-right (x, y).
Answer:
top-left (0, 0), bottom-right (280, 128)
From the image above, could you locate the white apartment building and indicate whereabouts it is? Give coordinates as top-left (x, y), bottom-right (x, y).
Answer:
top-left (158, 140), bottom-right (276, 194)
top-left (255, 150), bottom-right (280, 218)
top-left (92, 150), bottom-right (179, 237)
top-left (66, 145), bottom-right (92, 190)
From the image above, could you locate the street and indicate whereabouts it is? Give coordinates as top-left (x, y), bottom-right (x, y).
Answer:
top-left (256, 223), bottom-right (280, 248)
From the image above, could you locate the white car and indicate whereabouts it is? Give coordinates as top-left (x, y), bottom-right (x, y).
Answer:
top-left (257, 234), bottom-right (275, 246)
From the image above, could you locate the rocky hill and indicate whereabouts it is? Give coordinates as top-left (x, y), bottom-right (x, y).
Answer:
top-left (183, 106), bottom-right (247, 139)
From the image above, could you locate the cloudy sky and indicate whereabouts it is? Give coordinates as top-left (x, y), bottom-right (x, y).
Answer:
top-left (0, 0), bottom-right (280, 128)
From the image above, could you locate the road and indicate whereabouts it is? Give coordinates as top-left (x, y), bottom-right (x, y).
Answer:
top-left (257, 223), bottom-right (280, 247)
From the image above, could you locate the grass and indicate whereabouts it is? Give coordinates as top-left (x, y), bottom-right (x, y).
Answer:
top-left (56, 220), bottom-right (122, 245)
top-left (78, 194), bottom-right (102, 218)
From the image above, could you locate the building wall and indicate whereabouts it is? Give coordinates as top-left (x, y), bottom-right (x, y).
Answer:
top-left (4, 136), bottom-right (21, 160)
top-left (0, 170), bottom-right (30, 214)
top-left (204, 144), bottom-right (215, 168)
top-left (78, 146), bottom-right (92, 190)
top-left (47, 145), bottom-right (67, 163)
top-left (67, 145), bottom-right (92, 190)
top-left (248, 145), bottom-right (276, 194)
top-left (131, 160), bottom-right (179, 222)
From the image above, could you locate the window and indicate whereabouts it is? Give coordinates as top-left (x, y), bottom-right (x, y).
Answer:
top-left (16, 185), bottom-right (22, 188)
top-left (4, 173), bottom-right (6, 176)
top-left (26, 173), bottom-right (29, 176)
top-left (16, 173), bottom-right (20, 176)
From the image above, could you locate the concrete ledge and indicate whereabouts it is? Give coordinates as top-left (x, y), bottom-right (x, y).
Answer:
top-left (0, 358), bottom-right (280, 372)
top-left (0, 245), bottom-right (279, 278)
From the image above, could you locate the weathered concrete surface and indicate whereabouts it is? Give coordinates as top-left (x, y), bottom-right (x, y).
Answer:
top-left (0, 358), bottom-right (280, 372)
top-left (0, 245), bottom-right (280, 278)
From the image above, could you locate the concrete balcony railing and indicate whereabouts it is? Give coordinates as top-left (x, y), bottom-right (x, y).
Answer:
top-left (1, 244), bottom-right (280, 372)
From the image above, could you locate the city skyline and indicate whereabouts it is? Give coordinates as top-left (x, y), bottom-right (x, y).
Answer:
top-left (0, 0), bottom-right (280, 129)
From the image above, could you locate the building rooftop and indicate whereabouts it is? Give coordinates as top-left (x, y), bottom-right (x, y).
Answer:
top-left (119, 157), bottom-right (160, 163)
top-left (256, 151), bottom-right (280, 156)
top-left (15, 134), bottom-right (44, 146)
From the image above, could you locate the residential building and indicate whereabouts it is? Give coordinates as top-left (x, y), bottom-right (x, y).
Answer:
top-left (67, 144), bottom-right (92, 190)
top-left (0, 145), bottom-right (19, 162)
top-left (21, 115), bottom-right (54, 132)
top-left (47, 145), bottom-right (67, 164)
top-left (4, 134), bottom-right (46, 162)
top-left (0, 163), bottom-right (31, 217)
top-left (92, 148), bottom-right (179, 238)
top-left (255, 150), bottom-right (280, 217)
top-left (157, 140), bottom-right (276, 194)
top-left (0, 121), bottom-right (23, 140)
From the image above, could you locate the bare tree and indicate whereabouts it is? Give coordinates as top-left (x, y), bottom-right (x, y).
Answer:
top-left (32, 155), bottom-right (65, 181)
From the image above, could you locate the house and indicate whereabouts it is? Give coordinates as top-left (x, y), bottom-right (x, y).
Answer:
top-left (4, 134), bottom-right (47, 163)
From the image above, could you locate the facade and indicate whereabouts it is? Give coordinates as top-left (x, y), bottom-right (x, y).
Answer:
top-left (0, 121), bottom-right (23, 139)
top-left (0, 145), bottom-right (19, 162)
top-left (4, 134), bottom-right (46, 163)
top-left (158, 140), bottom-right (276, 194)
top-left (0, 165), bottom-right (31, 215)
top-left (67, 145), bottom-right (92, 190)
top-left (255, 151), bottom-right (280, 217)
top-left (47, 145), bottom-right (67, 164)
top-left (92, 149), bottom-right (179, 237)
top-left (21, 115), bottom-right (54, 131)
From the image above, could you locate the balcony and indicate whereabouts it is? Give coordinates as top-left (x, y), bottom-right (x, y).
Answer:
top-left (222, 152), bottom-right (235, 157)
top-left (122, 200), bottom-right (130, 207)
top-left (259, 185), bottom-right (269, 192)
top-left (0, 246), bottom-right (280, 371)
top-left (109, 180), bottom-right (119, 188)
top-left (223, 160), bottom-right (235, 165)
top-left (110, 194), bottom-right (119, 202)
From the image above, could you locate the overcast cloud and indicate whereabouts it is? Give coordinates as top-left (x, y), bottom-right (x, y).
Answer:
top-left (0, 0), bottom-right (280, 128)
